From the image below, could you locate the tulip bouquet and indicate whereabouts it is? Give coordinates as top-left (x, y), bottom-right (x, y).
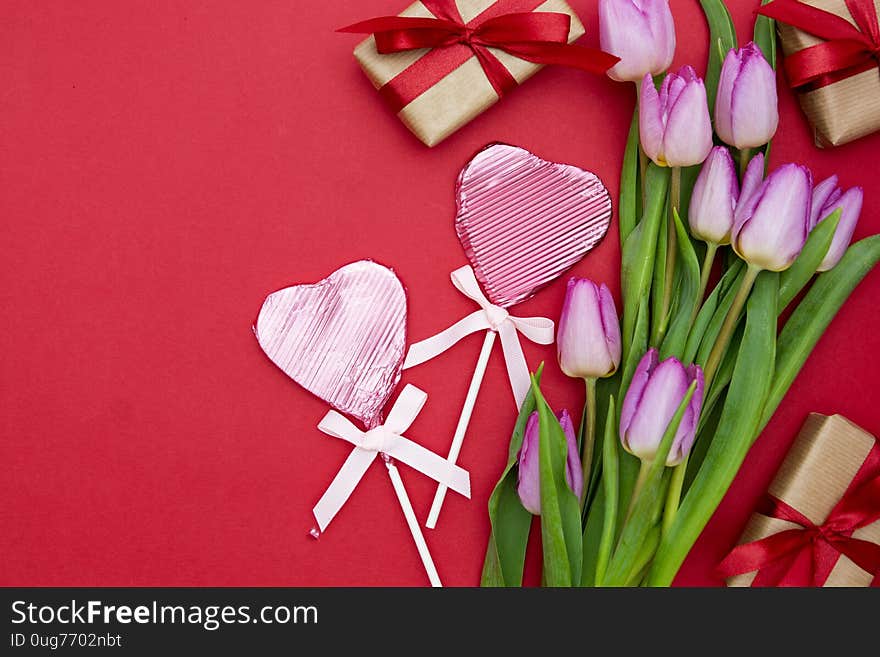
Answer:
top-left (481, 0), bottom-right (880, 587)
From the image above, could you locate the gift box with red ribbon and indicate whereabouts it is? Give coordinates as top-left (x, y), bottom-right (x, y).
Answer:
top-left (760, 0), bottom-right (880, 147)
top-left (719, 414), bottom-right (880, 587)
top-left (340, 0), bottom-right (617, 147)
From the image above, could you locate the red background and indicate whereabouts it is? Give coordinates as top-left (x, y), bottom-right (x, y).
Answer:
top-left (2, 0), bottom-right (878, 587)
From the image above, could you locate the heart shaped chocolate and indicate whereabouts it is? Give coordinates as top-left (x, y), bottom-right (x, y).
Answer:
top-left (455, 144), bottom-right (612, 308)
top-left (255, 261), bottom-right (407, 428)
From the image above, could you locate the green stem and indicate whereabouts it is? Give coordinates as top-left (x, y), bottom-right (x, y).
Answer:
top-left (691, 242), bottom-right (718, 327)
top-left (580, 377), bottom-right (597, 511)
top-left (654, 167), bottom-right (681, 345)
top-left (703, 264), bottom-right (761, 389)
top-left (635, 81), bottom-right (648, 209)
top-left (594, 396), bottom-right (619, 586)
top-left (622, 459), bottom-right (651, 526)
top-left (662, 456), bottom-right (687, 537)
top-left (738, 147), bottom-right (752, 180)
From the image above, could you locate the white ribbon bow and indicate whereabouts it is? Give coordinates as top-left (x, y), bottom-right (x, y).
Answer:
top-left (312, 384), bottom-right (471, 531)
top-left (403, 265), bottom-right (555, 408)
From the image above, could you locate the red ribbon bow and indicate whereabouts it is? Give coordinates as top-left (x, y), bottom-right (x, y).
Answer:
top-left (758, 0), bottom-right (880, 89)
top-left (339, 0), bottom-right (618, 113)
top-left (717, 445), bottom-right (880, 586)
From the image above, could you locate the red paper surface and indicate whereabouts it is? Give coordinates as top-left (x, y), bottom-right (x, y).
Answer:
top-left (1, 0), bottom-right (878, 586)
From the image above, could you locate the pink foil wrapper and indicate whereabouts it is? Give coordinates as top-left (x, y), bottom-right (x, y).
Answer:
top-left (455, 143), bottom-right (612, 308)
top-left (255, 261), bottom-right (407, 428)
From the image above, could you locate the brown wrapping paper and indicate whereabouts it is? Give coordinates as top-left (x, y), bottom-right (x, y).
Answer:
top-left (727, 414), bottom-right (880, 587)
top-left (352, 0), bottom-right (585, 146)
top-left (777, 0), bottom-right (880, 147)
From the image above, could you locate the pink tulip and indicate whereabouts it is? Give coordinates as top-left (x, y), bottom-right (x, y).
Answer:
top-left (599, 0), bottom-right (675, 82)
top-left (810, 175), bottom-right (864, 271)
top-left (620, 349), bottom-right (704, 467)
top-left (517, 410), bottom-right (583, 515)
top-left (557, 278), bottom-right (621, 380)
top-left (715, 43), bottom-right (779, 149)
top-left (733, 155), bottom-right (812, 272)
top-left (688, 146), bottom-right (739, 245)
top-left (639, 66), bottom-right (713, 167)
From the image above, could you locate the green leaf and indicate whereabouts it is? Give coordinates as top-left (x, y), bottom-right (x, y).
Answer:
top-left (480, 365), bottom-right (543, 587)
top-left (683, 258), bottom-right (743, 364)
top-left (533, 377), bottom-right (583, 586)
top-left (778, 210), bottom-right (840, 311)
top-left (650, 204), bottom-right (669, 347)
top-left (602, 380), bottom-right (699, 586)
top-left (621, 165), bottom-right (671, 362)
top-left (594, 397), bottom-right (619, 586)
top-left (683, 385), bottom-right (726, 491)
top-left (699, 0), bottom-right (738, 116)
top-left (581, 483), bottom-right (605, 586)
top-left (754, 0), bottom-right (777, 70)
top-left (619, 108), bottom-right (640, 244)
top-left (696, 264), bottom-right (748, 367)
top-left (660, 208), bottom-right (702, 359)
top-left (762, 235), bottom-right (880, 431)
top-left (648, 271), bottom-right (778, 587)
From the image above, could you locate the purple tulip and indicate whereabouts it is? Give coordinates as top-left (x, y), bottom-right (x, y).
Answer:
top-left (688, 146), bottom-right (739, 245)
top-left (732, 156), bottom-right (813, 272)
top-left (517, 410), bottom-right (583, 515)
top-left (810, 175), bottom-right (864, 272)
top-left (557, 278), bottom-right (621, 380)
top-left (620, 349), bottom-right (704, 467)
top-left (639, 66), bottom-right (713, 167)
top-left (715, 43), bottom-right (779, 149)
top-left (599, 0), bottom-right (675, 82)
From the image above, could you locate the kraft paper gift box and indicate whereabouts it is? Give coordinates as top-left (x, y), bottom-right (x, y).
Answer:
top-left (350, 0), bottom-right (586, 147)
top-left (775, 0), bottom-right (880, 147)
top-left (724, 414), bottom-right (880, 587)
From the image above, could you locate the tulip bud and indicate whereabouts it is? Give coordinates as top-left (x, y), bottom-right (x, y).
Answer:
top-left (639, 67), bottom-right (713, 168)
top-left (732, 160), bottom-right (812, 272)
top-left (619, 349), bottom-right (704, 467)
top-left (557, 278), bottom-right (621, 380)
top-left (517, 410), bottom-right (583, 515)
top-left (599, 0), bottom-right (675, 82)
top-left (810, 176), bottom-right (864, 272)
top-left (715, 42), bottom-right (779, 149)
top-left (688, 146), bottom-right (739, 245)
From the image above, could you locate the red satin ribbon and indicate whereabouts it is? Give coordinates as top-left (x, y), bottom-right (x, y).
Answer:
top-left (718, 443), bottom-right (880, 586)
top-left (338, 0), bottom-right (618, 113)
top-left (758, 0), bottom-right (880, 89)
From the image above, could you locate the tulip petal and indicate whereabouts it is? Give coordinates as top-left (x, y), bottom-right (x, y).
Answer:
top-left (733, 152), bottom-right (765, 233)
top-left (810, 175), bottom-right (840, 228)
top-left (735, 164), bottom-right (812, 271)
top-left (729, 44), bottom-right (779, 148)
top-left (662, 72), bottom-right (713, 167)
top-left (714, 47), bottom-right (741, 145)
top-left (646, 0), bottom-right (676, 73)
top-left (598, 283), bottom-right (622, 373)
top-left (818, 187), bottom-right (863, 271)
top-left (669, 365), bottom-right (704, 465)
top-left (557, 278), bottom-right (619, 379)
top-left (600, 0), bottom-right (656, 81)
top-left (559, 410), bottom-right (584, 500)
top-left (639, 74), bottom-right (664, 164)
top-left (516, 412), bottom-right (542, 515)
top-left (689, 146), bottom-right (738, 244)
top-left (622, 357), bottom-right (690, 462)
top-left (620, 348), bottom-right (659, 440)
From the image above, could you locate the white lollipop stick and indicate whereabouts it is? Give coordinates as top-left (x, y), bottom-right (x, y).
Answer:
top-left (403, 266), bottom-right (554, 529)
top-left (385, 459), bottom-right (442, 587)
top-left (425, 330), bottom-right (496, 529)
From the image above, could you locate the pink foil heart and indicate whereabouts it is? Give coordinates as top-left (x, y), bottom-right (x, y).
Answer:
top-left (255, 261), bottom-right (407, 428)
top-left (455, 143), bottom-right (612, 308)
